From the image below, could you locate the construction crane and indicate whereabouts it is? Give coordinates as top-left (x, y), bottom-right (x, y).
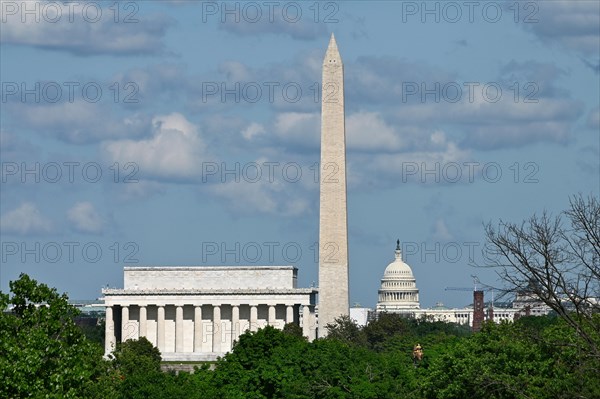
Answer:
top-left (445, 286), bottom-right (495, 308)
top-left (445, 275), bottom-right (510, 308)
top-left (445, 275), bottom-right (487, 292)
top-left (445, 287), bottom-right (494, 292)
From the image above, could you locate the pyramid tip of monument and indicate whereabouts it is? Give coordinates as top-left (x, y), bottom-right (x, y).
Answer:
top-left (328, 33), bottom-right (337, 47)
top-left (325, 33), bottom-right (341, 62)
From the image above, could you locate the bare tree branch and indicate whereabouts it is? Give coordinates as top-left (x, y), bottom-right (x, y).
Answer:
top-left (483, 194), bottom-right (600, 357)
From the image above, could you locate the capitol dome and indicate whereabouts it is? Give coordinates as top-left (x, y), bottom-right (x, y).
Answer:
top-left (383, 255), bottom-right (415, 278)
top-left (376, 240), bottom-right (420, 312)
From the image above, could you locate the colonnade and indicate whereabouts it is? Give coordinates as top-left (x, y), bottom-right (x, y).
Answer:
top-left (105, 303), bottom-right (315, 356)
top-left (378, 292), bottom-right (418, 302)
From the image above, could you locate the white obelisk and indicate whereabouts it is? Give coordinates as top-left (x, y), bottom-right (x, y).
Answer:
top-left (318, 33), bottom-right (349, 337)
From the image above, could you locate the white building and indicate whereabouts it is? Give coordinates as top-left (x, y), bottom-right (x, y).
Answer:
top-left (349, 306), bottom-right (373, 327)
top-left (512, 292), bottom-right (554, 316)
top-left (376, 240), bottom-right (420, 314)
top-left (374, 241), bottom-right (552, 328)
top-left (102, 266), bottom-right (317, 361)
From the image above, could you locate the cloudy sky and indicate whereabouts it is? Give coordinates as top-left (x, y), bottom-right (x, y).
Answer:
top-left (1, 1), bottom-right (599, 308)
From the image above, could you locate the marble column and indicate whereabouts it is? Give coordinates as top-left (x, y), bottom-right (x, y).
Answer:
top-left (232, 305), bottom-right (240, 343)
top-left (302, 305), bottom-right (311, 338)
top-left (250, 305), bottom-right (258, 332)
top-left (194, 306), bottom-right (202, 352)
top-left (121, 306), bottom-right (130, 342)
top-left (105, 306), bottom-right (116, 354)
top-left (268, 305), bottom-right (276, 326)
top-left (286, 305), bottom-right (294, 324)
top-left (139, 306), bottom-right (147, 338)
top-left (212, 305), bottom-right (221, 352)
top-left (309, 307), bottom-right (316, 341)
top-left (176, 306), bottom-right (183, 352)
top-left (157, 305), bottom-right (165, 351)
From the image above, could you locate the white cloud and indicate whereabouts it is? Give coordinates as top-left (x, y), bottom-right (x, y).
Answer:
top-left (245, 110), bottom-right (405, 153)
top-left (346, 56), bottom-right (456, 106)
top-left (272, 112), bottom-right (320, 149)
top-left (395, 92), bottom-right (581, 149)
top-left (1, 1), bottom-right (173, 56)
top-left (370, 140), bottom-right (469, 171)
top-left (432, 219), bottom-right (453, 241)
top-left (67, 202), bottom-right (104, 234)
top-left (115, 180), bottom-right (167, 201)
top-left (346, 111), bottom-right (403, 151)
top-left (0, 130), bottom-right (38, 159)
top-left (519, 1), bottom-right (600, 55)
top-left (242, 122), bottom-right (266, 140)
top-left (8, 101), bottom-right (150, 143)
top-left (236, 110), bottom-right (472, 190)
top-left (210, 178), bottom-right (310, 217)
top-left (185, 51), bottom-right (323, 113)
top-left (111, 63), bottom-right (187, 105)
top-left (102, 113), bottom-right (207, 182)
top-left (353, 131), bottom-right (471, 187)
top-left (218, 5), bottom-right (327, 40)
top-left (205, 155), bottom-right (313, 217)
top-left (219, 61), bottom-right (252, 82)
top-left (0, 202), bottom-right (53, 235)
top-left (512, 1), bottom-right (600, 72)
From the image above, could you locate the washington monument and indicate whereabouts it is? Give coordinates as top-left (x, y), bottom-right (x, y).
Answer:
top-left (318, 34), bottom-right (349, 337)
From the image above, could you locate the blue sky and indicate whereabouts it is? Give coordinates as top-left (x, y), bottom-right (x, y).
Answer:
top-left (1, 1), bottom-right (599, 308)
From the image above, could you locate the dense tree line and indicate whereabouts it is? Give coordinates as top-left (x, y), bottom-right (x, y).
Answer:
top-left (1, 274), bottom-right (598, 399)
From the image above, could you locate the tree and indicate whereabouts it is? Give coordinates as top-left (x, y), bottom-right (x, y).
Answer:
top-left (113, 337), bottom-right (162, 376)
top-left (282, 322), bottom-right (305, 339)
top-left (0, 273), bottom-right (105, 398)
top-left (363, 312), bottom-right (411, 351)
top-left (420, 318), bottom-right (600, 399)
top-left (211, 326), bottom-right (310, 398)
top-left (109, 337), bottom-right (166, 399)
top-left (324, 314), bottom-right (366, 346)
top-left (484, 194), bottom-right (600, 356)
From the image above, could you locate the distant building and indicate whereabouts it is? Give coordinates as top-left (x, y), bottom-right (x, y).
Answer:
top-left (349, 305), bottom-right (375, 327)
top-left (102, 266), bottom-right (317, 361)
top-left (512, 291), bottom-right (553, 317)
top-left (374, 241), bottom-right (552, 329)
top-left (69, 300), bottom-right (106, 315)
top-left (472, 290), bottom-right (485, 331)
top-left (376, 240), bottom-right (420, 314)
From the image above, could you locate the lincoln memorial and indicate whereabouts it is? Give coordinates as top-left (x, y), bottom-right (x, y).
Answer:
top-left (102, 266), bottom-right (318, 361)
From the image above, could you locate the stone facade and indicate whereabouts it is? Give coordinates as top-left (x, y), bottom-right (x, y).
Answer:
top-left (376, 242), bottom-right (420, 313)
top-left (318, 33), bottom-right (349, 337)
top-left (123, 266), bottom-right (298, 291)
top-left (102, 266), bottom-right (317, 361)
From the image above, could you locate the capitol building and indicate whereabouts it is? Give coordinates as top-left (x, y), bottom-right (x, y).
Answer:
top-left (371, 241), bottom-right (478, 327)
top-left (376, 240), bottom-right (420, 313)
top-left (362, 241), bottom-right (552, 329)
